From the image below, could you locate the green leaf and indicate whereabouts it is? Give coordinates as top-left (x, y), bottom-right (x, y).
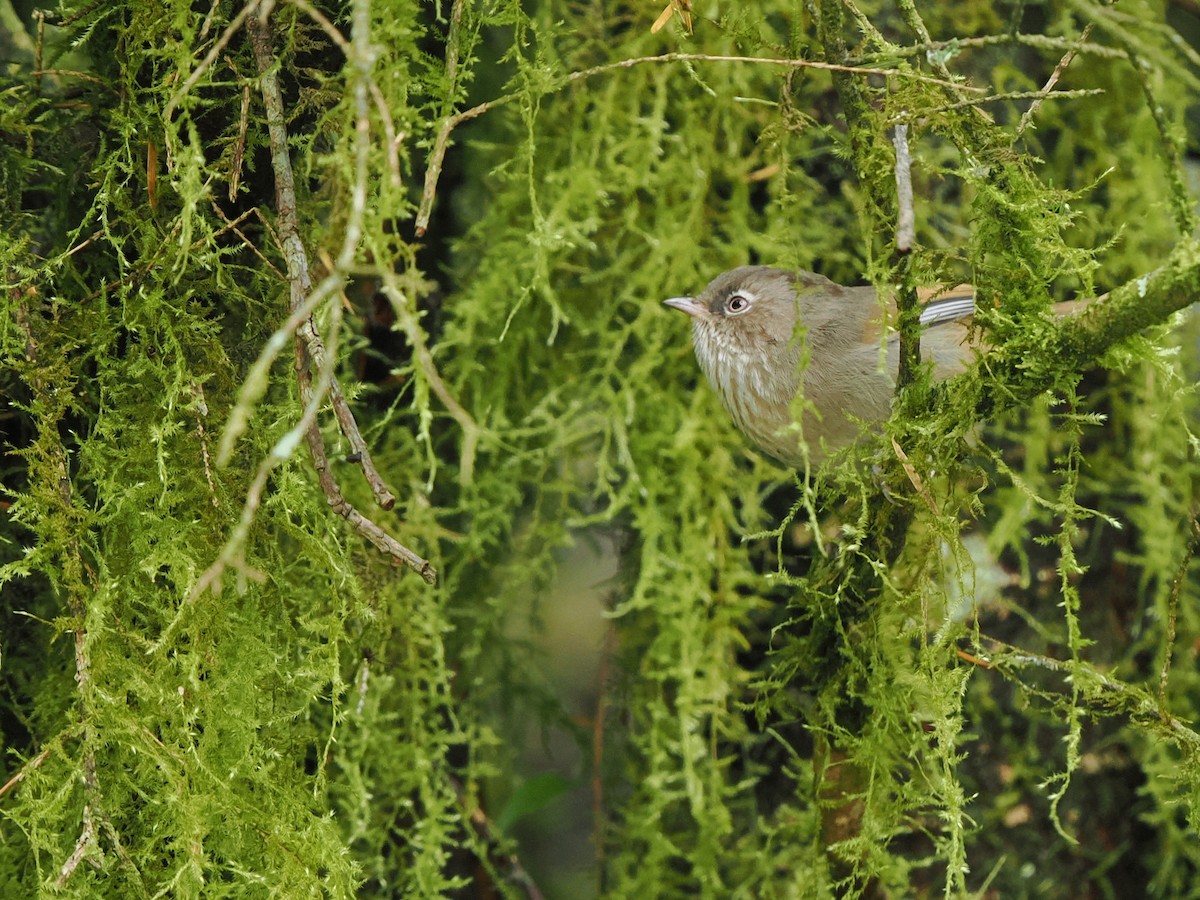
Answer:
top-left (495, 773), bottom-right (573, 832)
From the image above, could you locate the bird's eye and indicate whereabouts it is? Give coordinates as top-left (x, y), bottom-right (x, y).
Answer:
top-left (725, 294), bottom-right (750, 315)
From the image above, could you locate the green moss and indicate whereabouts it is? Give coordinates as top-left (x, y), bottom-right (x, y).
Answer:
top-left (1, 0), bottom-right (1199, 897)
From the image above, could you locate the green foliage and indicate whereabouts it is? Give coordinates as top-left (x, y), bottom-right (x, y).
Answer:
top-left (1, 0), bottom-right (1200, 897)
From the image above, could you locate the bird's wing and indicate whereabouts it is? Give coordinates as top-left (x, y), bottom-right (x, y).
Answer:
top-left (859, 284), bottom-right (977, 346)
top-left (917, 284), bottom-right (976, 327)
top-left (919, 286), bottom-right (1098, 321)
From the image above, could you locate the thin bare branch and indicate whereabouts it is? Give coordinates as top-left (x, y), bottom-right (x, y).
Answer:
top-left (848, 31), bottom-right (1126, 67)
top-left (978, 639), bottom-right (1200, 751)
top-left (284, 0), bottom-right (353, 53)
top-left (54, 805), bottom-right (98, 888)
top-left (369, 81), bottom-right (404, 189)
top-left (1159, 515), bottom-right (1199, 706)
top-left (244, 10), bottom-right (396, 510)
top-left (891, 438), bottom-right (939, 516)
top-left (163, 1), bottom-right (259, 129)
top-left (0, 745), bottom-right (53, 800)
top-left (198, 0), bottom-right (222, 42)
top-left (889, 87), bottom-right (1103, 122)
top-left (209, 203), bottom-right (286, 279)
top-left (240, 6), bottom-right (435, 584)
top-left (1017, 23), bottom-right (1094, 136)
top-left (380, 274), bottom-right (481, 485)
top-left (65, 229), bottom-right (104, 258)
top-left (191, 382), bottom-right (221, 509)
top-left (225, 55), bottom-right (251, 201)
top-left (416, 52), bottom-right (984, 235)
top-left (294, 340), bottom-right (436, 582)
top-left (892, 124), bottom-right (914, 252)
top-left (416, 0), bottom-right (467, 237)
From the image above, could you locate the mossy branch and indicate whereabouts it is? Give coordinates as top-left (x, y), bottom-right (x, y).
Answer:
top-left (1058, 244), bottom-right (1200, 360)
top-left (881, 242), bottom-right (1200, 447)
top-left (415, 51), bottom-right (983, 235)
top-left (203, 9), bottom-right (437, 584)
top-left (241, 12), bottom-right (434, 585)
top-left (13, 302), bottom-right (147, 892)
top-left (968, 638), bottom-right (1200, 754)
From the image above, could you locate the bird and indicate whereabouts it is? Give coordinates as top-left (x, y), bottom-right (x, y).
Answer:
top-left (663, 265), bottom-right (1021, 468)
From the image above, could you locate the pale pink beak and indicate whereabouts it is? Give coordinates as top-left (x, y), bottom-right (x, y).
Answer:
top-left (663, 296), bottom-right (708, 319)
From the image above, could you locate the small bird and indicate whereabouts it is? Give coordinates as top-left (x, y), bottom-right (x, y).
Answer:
top-left (663, 265), bottom-right (995, 467)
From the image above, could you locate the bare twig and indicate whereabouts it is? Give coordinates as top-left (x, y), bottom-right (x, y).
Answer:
top-left (416, 0), bottom-right (467, 237)
top-left (297, 365), bottom-right (436, 582)
top-left (54, 804), bottom-right (98, 888)
top-left (209, 203), bottom-right (286, 279)
top-left (226, 56), bottom-right (252, 202)
top-left (443, 0), bottom-right (466, 88)
top-left (451, 775), bottom-right (546, 900)
top-left (1017, 23), bottom-right (1093, 136)
top-left (369, 80), bottom-right (404, 189)
top-left (845, 32), bottom-right (1126, 79)
top-left (889, 87), bottom-right (1102, 122)
top-left (380, 274), bottom-right (481, 485)
top-left (1159, 515), bottom-right (1199, 707)
top-left (29, 68), bottom-right (109, 86)
top-left (970, 637), bottom-right (1200, 751)
top-left (33, 9), bottom-right (42, 73)
top-left (246, 9), bottom-right (395, 509)
top-left (146, 142), bottom-right (158, 210)
top-left (955, 648), bottom-right (993, 668)
top-left (890, 124), bottom-right (922, 394)
top-left (192, 382), bottom-right (221, 509)
top-left (415, 52), bottom-right (984, 235)
top-left (572, 52), bottom-right (983, 91)
top-left (198, 0), bottom-right (222, 42)
top-left (65, 230), bottom-right (104, 258)
top-left (236, 3), bottom-right (396, 511)
top-left (652, 1), bottom-right (693, 34)
top-left (890, 438), bottom-right (939, 516)
top-left (892, 124), bottom-right (914, 252)
top-left (354, 654), bottom-right (371, 716)
top-left (163, 1), bottom-right (259, 131)
top-left (0, 745), bottom-right (53, 800)
top-left (242, 6), bottom-right (435, 582)
top-left (15, 304), bottom-right (109, 887)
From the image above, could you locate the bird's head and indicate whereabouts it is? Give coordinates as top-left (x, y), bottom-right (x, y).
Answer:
top-left (663, 266), bottom-right (804, 371)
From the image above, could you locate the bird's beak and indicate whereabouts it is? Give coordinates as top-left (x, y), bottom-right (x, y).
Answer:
top-left (662, 296), bottom-right (707, 319)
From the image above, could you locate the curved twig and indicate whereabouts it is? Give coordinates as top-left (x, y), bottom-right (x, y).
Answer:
top-left (415, 52), bottom-right (986, 235)
top-left (236, 7), bottom-right (436, 583)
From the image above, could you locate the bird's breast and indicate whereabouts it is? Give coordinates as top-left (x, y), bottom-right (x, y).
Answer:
top-left (692, 322), bottom-right (799, 458)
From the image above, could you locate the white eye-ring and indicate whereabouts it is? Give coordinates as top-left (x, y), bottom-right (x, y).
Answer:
top-left (725, 293), bottom-right (751, 315)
